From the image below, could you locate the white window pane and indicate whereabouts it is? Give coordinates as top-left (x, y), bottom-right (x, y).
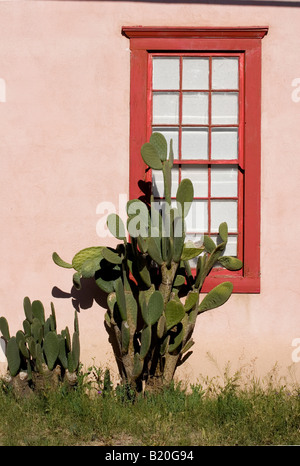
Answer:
top-left (212, 58), bottom-right (239, 90)
top-left (152, 166), bottom-right (179, 198)
top-left (185, 200), bottom-right (208, 233)
top-left (211, 93), bottom-right (238, 125)
top-left (211, 166), bottom-right (238, 197)
top-left (181, 166), bottom-right (208, 197)
top-left (152, 127), bottom-right (179, 160)
top-left (224, 235), bottom-right (238, 256)
top-left (182, 92), bottom-right (209, 124)
top-left (153, 58), bottom-right (180, 90)
top-left (211, 128), bottom-right (238, 160)
top-left (182, 58), bottom-right (209, 90)
top-left (181, 128), bottom-right (208, 160)
top-left (211, 235), bottom-right (238, 259)
top-left (211, 200), bottom-right (238, 233)
top-left (153, 92), bottom-right (179, 124)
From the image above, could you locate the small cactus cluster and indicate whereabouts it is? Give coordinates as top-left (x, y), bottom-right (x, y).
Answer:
top-left (53, 133), bottom-right (242, 393)
top-left (0, 297), bottom-right (80, 390)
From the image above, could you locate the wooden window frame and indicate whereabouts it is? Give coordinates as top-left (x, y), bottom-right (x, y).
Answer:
top-left (122, 26), bottom-right (268, 293)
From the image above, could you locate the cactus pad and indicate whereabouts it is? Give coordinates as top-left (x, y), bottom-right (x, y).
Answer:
top-left (0, 316), bottom-right (10, 341)
top-left (44, 332), bottom-right (59, 370)
top-left (150, 132), bottom-right (168, 162)
top-left (141, 142), bottom-right (163, 170)
top-left (6, 337), bottom-right (21, 377)
top-left (142, 290), bottom-right (164, 326)
top-left (199, 282), bottom-right (233, 313)
top-left (165, 300), bottom-right (185, 330)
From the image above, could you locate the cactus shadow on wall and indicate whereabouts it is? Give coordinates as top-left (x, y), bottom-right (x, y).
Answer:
top-left (137, 179), bottom-right (152, 206)
top-left (52, 278), bottom-right (108, 313)
top-left (51, 280), bottom-right (124, 376)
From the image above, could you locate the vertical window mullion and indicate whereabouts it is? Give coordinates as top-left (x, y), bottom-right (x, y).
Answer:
top-left (237, 53), bottom-right (245, 261)
top-left (179, 56), bottom-right (183, 189)
top-left (208, 56), bottom-right (212, 236)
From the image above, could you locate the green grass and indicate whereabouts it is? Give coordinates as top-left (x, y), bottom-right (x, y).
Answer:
top-left (1, 366), bottom-right (300, 446)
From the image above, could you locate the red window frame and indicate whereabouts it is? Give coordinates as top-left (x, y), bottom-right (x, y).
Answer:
top-left (122, 26), bottom-right (268, 293)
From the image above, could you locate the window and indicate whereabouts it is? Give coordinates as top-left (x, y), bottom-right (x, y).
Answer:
top-left (122, 27), bottom-right (268, 293)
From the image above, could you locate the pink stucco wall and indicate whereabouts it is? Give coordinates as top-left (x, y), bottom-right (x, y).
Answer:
top-left (1, 0), bottom-right (300, 386)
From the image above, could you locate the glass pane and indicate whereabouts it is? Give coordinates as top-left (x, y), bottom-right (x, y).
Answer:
top-left (152, 127), bottom-right (179, 160)
top-left (181, 128), bottom-right (208, 160)
top-left (181, 165), bottom-right (208, 197)
top-left (185, 200), bottom-right (208, 233)
top-left (182, 92), bottom-right (209, 124)
top-left (152, 166), bottom-right (179, 198)
top-left (211, 128), bottom-right (238, 160)
top-left (224, 235), bottom-right (238, 256)
top-left (211, 166), bottom-right (238, 197)
top-left (153, 58), bottom-right (180, 90)
top-left (153, 92), bottom-right (179, 124)
top-left (182, 58), bottom-right (209, 90)
top-left (211, 200), bottom-right (238, 233)
top-left (212, 58), bottom-right (239, 90)
top-left (211, 92), bottom-right (238, 125)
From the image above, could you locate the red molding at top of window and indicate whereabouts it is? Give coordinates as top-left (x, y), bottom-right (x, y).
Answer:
top-left (122, 26), bottom-right (269, 40)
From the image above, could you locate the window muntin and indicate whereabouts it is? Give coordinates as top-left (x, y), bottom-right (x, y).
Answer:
top-left (150, 53), bottom-right (243, 269)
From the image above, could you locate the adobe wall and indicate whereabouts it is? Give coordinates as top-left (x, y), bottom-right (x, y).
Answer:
top-left (0, 0), bottom-right (299, 386)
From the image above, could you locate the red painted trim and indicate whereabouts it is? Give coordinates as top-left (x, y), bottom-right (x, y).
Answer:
top-left (202, 275), bottom-right (260, 294)
top-left (242, 40), bottom-right (262, 289)
top-left (129, 49), bottom-right (149, 201)
top-left (237, 52), bottom-right (245, 269)
top-left (126, 37), bottom-right (264, 52)
top-left (125, 27), bottom-right (267, 293)
top-left (122, 26), bottom-right (269, 40)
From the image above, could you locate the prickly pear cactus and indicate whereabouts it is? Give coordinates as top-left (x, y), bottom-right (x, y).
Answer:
top-left (0, 297), bottom-right (80, 393)
top-left (53, 132), bottom-right (242, 393)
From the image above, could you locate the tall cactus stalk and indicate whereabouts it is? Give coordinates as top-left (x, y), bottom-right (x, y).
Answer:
top-left (53, 133), bottom-right (242, 394)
